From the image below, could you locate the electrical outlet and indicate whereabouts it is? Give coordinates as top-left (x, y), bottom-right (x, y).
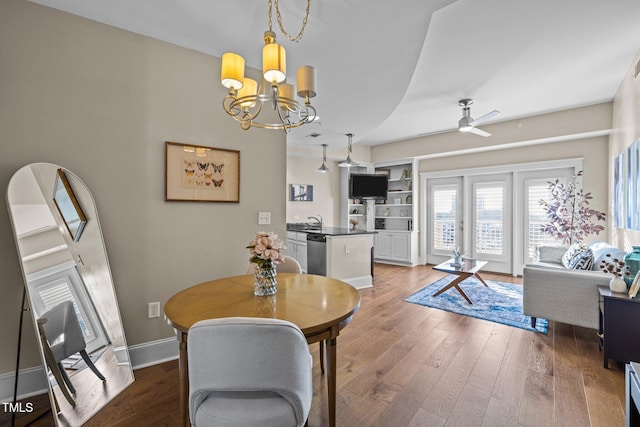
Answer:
top-left (345, 245), bottom-right (351, 254)
top-left (148, 302), bottom-right (160, 319)
top-left (258, 211), bottom-right (271, 225)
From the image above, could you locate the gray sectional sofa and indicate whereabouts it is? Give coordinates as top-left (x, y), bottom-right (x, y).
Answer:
top-left (522, 241), bottom-right (627, 330)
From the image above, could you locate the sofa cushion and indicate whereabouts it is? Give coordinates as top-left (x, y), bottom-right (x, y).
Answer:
top-left (535, 245), bottom-right (568, 264)
top-left (588, 241), bottom-right (628, 271)
top-left (567, 248), bottom-right (594, 270)
top-left (562, 243), bottom-right (584, 268)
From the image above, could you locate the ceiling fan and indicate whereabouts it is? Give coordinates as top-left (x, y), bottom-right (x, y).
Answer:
top-left (457, 99), bottom-right (500, 137)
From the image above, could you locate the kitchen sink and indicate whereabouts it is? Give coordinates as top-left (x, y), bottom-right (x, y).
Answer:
top-left (287, 223), bottom-right (322, 231)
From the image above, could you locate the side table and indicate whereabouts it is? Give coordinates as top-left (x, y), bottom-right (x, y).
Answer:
top-left (598, 286), bottom-right (640, 368)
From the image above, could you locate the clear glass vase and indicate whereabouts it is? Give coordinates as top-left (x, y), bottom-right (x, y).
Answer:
top-left (254, 261), bottom-right (277, 296)
top-left (624, 246), bottom-right (640, 287)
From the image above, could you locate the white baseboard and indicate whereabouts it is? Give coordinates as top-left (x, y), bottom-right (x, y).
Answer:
top-left (128, 337), bottom-right (179, 370)
top-left (342, 275), bottom-right (373, 289)
top-left (0, 366), bottom-right (48, 403)
top-left (0, 336), bottom-right (180, 402)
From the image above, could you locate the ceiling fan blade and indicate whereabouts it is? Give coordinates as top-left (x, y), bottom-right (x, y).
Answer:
top-left (468, 126), bottom-right (491, 137)
top-left (469, 110), bottom-right (500, 127)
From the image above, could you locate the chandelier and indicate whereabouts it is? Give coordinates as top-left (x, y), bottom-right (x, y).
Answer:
top-left (220, 0), bottom-right (317, 132)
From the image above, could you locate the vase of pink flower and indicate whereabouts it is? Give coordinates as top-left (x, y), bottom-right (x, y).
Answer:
top-left (247, 231), bottom-right (284, 296)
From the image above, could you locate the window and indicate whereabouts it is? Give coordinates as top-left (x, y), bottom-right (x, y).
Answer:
top-left (474, 183), bottom-right (504, 256)
top-left (433, 187), bottom-right (458, 251)
top-left (525, 179), bottom-right (563, 261)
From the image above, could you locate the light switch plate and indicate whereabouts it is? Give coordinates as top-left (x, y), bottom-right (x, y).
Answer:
top-left (258, 212), bottom-right (271, 225)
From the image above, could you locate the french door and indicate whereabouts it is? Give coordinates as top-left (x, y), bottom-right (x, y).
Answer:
top-left (426, 177), bottom-right (463, 264)
top-left (426, 174), bottom-right (513, 273)
top-left (467, 174), bottom-right (512, 273)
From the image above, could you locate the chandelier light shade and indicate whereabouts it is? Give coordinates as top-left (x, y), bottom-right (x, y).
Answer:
top-left (221, 0), bottom-right (317, 132)
top-left (263, 31), bottom-right (286, 84)
top-left (316, 143), bottom-right (330, 173)
top-left (297, 65), bottom-right (316, 99)
top-left (237, 77), bottom-right (258, 108)
top-left (338, 133), bottom-right (360, 168)
top-left (220, 53), bottom-right (245, 90)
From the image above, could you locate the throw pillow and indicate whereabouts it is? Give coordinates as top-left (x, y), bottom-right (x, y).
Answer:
top-left (562, 243), bottom-right (584, 268)
top-left (568, 247), bottom-right (595, 270)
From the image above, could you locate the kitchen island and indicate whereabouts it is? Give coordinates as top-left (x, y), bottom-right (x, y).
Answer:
top-left (287, 224), bottom-right (376, 289)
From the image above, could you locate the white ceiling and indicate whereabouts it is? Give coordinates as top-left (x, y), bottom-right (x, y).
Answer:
top-left (31, 0), bottom-right (640, 149)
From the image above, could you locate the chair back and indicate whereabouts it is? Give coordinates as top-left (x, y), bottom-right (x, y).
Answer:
top-left (246, 255), bottom-right (302, 274)
top-left (187, 317), bottom-right (312, 426)
top-left (39, 300), bottom-right (86, 361)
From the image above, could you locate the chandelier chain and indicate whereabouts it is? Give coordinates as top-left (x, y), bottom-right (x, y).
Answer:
top-left (268, 0), bottom-right (311, 43)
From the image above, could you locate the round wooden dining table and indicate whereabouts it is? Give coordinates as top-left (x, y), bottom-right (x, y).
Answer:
top-left (164, 273), bottom-right (361, 427)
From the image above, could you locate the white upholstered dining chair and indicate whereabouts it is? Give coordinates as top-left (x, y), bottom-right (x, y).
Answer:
top-left (187, 317), bottom-right (313, 427)
top-left (245, 255), bottom-right (325, 374)
top-left (245, 255), bottom-right (302, 274)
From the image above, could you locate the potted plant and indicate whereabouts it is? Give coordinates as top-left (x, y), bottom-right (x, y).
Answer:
top-left (600, 254), bottom-right (630, 292)
top-left (538, 170), bottom-right (606, 245)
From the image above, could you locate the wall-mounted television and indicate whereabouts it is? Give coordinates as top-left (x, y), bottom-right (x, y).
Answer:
top-left (349, 174), bottom-right (388, 199)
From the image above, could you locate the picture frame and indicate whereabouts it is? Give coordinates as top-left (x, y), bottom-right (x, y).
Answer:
top-left (165, 141), bottom-right (240, 202)
top-left (629, 271), bottom-right (640, 299)
top-left (626, 139), bottom-right (640, 230)
top-left (53, 168), bottom-right (87, 242)
top-left (613, 151), bottom-right (625, 228)
top-left (289, 184), bottom-right (313, 201)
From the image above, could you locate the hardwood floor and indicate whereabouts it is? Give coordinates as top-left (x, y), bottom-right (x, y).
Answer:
top-left (8, 263), bottom-right (626, 426)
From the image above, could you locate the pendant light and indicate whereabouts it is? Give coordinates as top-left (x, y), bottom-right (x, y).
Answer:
top-left (316, 144), bottom-right (330, 173)
top-left (338, 133), bottom-right (360, 168)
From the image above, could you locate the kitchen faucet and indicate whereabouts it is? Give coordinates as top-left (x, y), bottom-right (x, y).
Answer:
top-left (307, 215), bottom-right (323, 230)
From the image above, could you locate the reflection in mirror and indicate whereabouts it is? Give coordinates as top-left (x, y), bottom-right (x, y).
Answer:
top-left (6, 163), bottom-right (134, 426)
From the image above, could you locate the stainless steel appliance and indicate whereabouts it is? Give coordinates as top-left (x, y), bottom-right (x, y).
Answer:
top-left (307, 233), bottom-right (326, 276)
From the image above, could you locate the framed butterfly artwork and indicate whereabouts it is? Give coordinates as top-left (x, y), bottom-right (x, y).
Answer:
top-left (165, 141), bottom-right (240, 202)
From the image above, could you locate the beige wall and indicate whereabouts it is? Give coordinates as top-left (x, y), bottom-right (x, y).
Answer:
top-left (610, 48), bottom-right (640, 249)
top-left (286, 156), bottom-right (341, 226)
top-left (0, 0), bottom-right (286, 374)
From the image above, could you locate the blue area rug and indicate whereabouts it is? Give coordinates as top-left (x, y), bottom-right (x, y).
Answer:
top-left (405, 275), bottom-right (548, 334)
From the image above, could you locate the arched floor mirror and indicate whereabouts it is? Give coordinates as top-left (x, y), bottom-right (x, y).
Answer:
top-left (6, 163), bottom-right (134, 426)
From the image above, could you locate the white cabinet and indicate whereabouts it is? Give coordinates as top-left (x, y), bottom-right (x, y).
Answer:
top-left (286, 231), bottom-right (307, 273)
top-left (372, 160), bottom-right (418, 266)
top-left (374, 231), bottom-right (414, 264)
top-left (339, 159), bottom-right (418, 265)
top-left (373, 162), bottom-right (415, 233)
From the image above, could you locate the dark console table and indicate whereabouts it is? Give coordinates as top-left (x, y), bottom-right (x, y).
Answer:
top-left (598, 286), bottom-right (640, 368)
top-left (627, 362), bottom-right (640, 427)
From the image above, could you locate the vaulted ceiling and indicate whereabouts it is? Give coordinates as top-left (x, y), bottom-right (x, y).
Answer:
top-left (31, 0), bottom-right (640, 149)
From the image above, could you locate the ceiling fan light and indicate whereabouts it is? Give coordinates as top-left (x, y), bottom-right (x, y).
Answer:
top-left (263, 32), bottom-right (286, 83)
top-left (221, 52), bottom-right (245, 90)
top-left (458, 115), bottom-right (472, 132)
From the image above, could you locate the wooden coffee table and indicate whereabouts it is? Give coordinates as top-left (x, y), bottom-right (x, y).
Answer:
top-left (432, 258), bottom-right (489, 304)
